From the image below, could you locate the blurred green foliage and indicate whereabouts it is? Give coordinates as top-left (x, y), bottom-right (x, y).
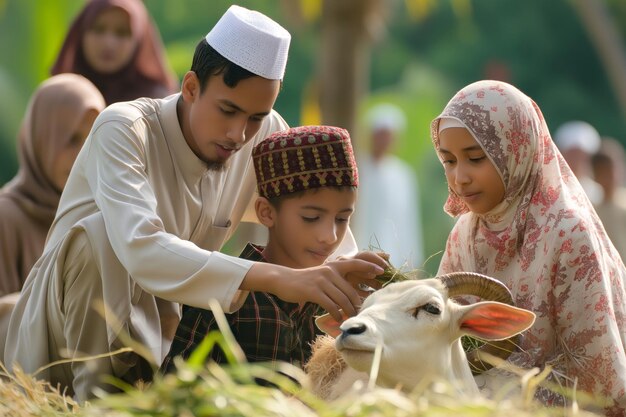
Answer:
top-left (1, 0), bottom-right (625, 275)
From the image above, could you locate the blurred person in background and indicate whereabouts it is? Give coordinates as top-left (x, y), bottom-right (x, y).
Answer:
top-left (0, 74), bottom-right (104, 359)
top-left (51, 0), bottom-right (178, 105)
top-left (352, 103), bottom-right (423, 269)
top-left (592, 137), bottom-right (626, 261)
top-left (0, 74), bottom-right (105, 296)
top-left (553, 120), bottom-right (604, 205)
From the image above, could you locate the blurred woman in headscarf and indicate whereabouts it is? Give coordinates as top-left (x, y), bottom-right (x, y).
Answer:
top-left (0, 74), bottom-right (105, 295)
top-left (51, 0), bottom-right (178, 104)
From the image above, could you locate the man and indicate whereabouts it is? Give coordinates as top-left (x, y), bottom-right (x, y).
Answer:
top-left (553, 120), bottom-right (604, 205)
top-left (592, 137), bottom-right (626, 262)
top-left (4, 5), bottom-right (385, 401)
top-left (352, 103), bottom-right (423, 269)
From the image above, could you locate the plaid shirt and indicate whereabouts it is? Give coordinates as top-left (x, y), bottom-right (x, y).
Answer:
top-left (161, 243), bottom-right (324, 373)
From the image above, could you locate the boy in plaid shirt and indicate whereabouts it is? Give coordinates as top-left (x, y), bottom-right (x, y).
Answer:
top-left (162, 125), bottom-right (382, 372)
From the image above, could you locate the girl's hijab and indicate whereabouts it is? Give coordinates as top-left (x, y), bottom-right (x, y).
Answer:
top-left (51, 0), bottom-right (177, 104)
top-left (2, 73), bottom-right (106, 225)
top-left (431, 80), bottom-right (602, 271)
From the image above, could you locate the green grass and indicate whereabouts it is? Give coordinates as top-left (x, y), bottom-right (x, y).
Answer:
top-left (0, 299), bottom-right (608, 417)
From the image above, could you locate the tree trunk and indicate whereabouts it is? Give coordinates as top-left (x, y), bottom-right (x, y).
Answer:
top-left (319, 0), bottom-right (386, 136)
top-left (571, 0), bottom-right (626, 119)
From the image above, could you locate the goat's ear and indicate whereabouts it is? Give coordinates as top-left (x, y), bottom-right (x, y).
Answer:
top-left (315, 311), bottom-right (348, 338)
top-left (458, 301), bottom-right (536, 341)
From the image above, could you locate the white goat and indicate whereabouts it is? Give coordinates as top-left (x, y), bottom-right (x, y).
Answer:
top-left (305, 272), bottom-right (536, 401)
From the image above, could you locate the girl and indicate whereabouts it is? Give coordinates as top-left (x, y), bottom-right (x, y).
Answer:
top-left (431, 80), bottom-right (625, 416)
top-left (0, 74), bottom-right (105, 295)
top-left (51, 0), bottom-right (177, 104)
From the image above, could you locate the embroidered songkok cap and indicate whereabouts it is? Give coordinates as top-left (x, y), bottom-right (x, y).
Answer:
top-left (205, 5), bottom-right (291, 80)
top-left (253, 126), bottom-right (359, 200)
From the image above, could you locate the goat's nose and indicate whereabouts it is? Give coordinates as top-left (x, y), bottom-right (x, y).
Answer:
top-left (343, 323), bottom-right (367, 335)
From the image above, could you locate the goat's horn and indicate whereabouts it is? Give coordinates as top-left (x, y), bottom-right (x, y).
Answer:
top-left (438, 271), bottom-right (520, 375)
top-left (439, 271), bottom-right (513, 303)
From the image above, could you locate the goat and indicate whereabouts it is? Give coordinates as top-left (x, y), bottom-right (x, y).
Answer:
top-left (304, 272), bottom-right (536, 401)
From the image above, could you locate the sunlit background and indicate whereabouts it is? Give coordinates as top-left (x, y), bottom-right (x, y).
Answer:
top-left (1, 0), bottom-right (625, 275)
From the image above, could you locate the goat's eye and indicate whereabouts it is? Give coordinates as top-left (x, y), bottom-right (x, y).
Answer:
top-left (423, 303), bottom-right (441, 315)
top-left (411, 303), bottom-right (442, 318)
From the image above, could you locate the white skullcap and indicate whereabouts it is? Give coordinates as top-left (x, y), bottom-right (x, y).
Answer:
top-left (368, 103), bottom-right (407, 132)
top-left (553, 120), bottom-right (601, 154)
top-left (438, 117), bottom-right (467, 134)
top-left (206, 5), bottom-right (291, 80)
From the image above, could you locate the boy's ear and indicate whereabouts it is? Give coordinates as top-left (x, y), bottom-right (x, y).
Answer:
top-left (181, 71), bottom-right (200, 103)
top-left (255, 197), bottom-right (276, 228)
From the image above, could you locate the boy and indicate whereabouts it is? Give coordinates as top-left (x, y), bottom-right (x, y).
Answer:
top-left (162, 125), bottom-right (366, 371)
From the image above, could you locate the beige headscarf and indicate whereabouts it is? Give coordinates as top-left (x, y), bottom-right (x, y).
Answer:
top-left (432, 80), bottom-right (626, 414)
top-left (0, 74), bottom-right (105, 295)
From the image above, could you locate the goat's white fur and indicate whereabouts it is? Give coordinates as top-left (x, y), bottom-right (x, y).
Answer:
top-left (306, 278), bottom-right (535, 400)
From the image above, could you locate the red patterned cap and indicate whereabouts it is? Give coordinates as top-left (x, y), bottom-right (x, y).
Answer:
top-left (253, 125), bottom-right (359, 199)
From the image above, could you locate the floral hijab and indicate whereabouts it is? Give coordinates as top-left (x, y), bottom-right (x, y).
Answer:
top-left (432, 80), bottom-right (625, 415)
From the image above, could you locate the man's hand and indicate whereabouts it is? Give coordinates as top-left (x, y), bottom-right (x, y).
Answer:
top-left (337, 251), bottom-right (389, 297)
top-left (242, 257), bottom-right (385, 321)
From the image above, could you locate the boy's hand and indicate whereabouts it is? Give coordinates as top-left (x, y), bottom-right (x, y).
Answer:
top-left (242, 259), bottom-right (384, 322)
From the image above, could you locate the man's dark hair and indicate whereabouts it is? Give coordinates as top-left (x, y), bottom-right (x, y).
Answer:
top-left (190, 38), bottom-right (256, 91)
